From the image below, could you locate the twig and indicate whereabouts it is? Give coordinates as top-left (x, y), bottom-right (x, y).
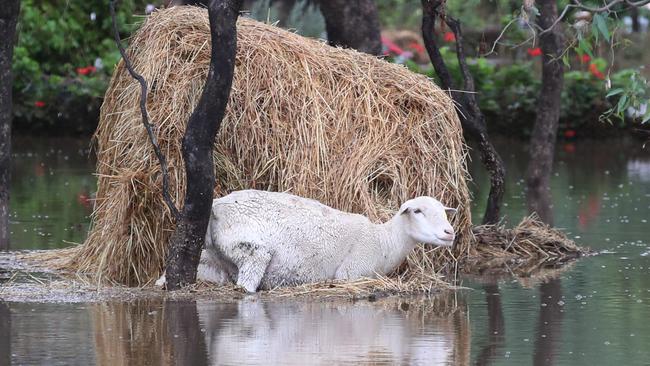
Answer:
top-left (538, 0), bottom-right (650, 36)
top-left (482, 17), bottom-right (518, 57)
top-left (109, 0), bottom-right (180, 220)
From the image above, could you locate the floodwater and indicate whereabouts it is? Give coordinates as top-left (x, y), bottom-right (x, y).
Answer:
top-left (1, 136), bottom-right (650, 365)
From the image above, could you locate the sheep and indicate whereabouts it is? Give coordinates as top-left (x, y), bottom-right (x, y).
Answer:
top-left (158, 190), bottom-right (456, 292)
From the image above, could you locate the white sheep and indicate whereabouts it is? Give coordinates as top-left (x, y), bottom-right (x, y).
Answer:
top-left (158, 190), bottom-right (456, 292)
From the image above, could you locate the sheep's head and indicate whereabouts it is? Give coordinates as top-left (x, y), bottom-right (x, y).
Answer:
top-left (398, 197), bottom-right (456, 247)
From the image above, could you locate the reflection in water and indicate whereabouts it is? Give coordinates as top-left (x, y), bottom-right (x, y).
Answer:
top-left (533, 279), bottom-right (564, 366)
top-left (10, 137), bottom-right (95, 250)
top-left (86, 296), bottom-right (470, 366)
top-left (165, 301), bottom-right (209, 366)
top-left (474, 284), bottom-right (505, 366)
top-left (1, 302), bottom-right (9, 365)
top-left (526, 133), bottom-right (565, 366)
top-left (8, 303), bottom-right (96, 364)
top-left (197, 297), bottom-right (469, 365)
top-left (92, 300), bottom-right (174, 366)
top-left (626, 159), bottom-right (650, 182)
top-left (577, 194), bottom-right (601, 230)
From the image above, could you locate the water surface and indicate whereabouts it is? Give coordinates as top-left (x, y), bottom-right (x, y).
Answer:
top-left (2, 136), bottom-right (650, 365)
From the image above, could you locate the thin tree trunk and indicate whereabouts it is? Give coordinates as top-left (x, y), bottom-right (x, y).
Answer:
top-left (164, 0), bottom-right (242, 289)
top-left (420, 0), bottom-right (506, 225)
top-left (526, 0), bottom-right (564, 226)
top-left (0, 0), bottom-right (20, 250)
top-left (318, 0), bottom-right (382, 55)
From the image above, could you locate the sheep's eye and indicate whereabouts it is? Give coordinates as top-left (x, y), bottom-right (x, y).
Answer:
top-left (413, 209), bottom-right (422, 214)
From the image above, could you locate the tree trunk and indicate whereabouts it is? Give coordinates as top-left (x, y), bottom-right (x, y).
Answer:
top-left (420, 0), bottom-right (506, 225)
top-left (318, 0), bottom-right (382, 55)
top-left (526, 0), bottom-right (564, 226)
top-left (630, 7), bottom-right (640, 33)
top-left (0, 0), bottom-right (20, 251)
top-left (164, 0), bottom-right (242, 289)
top-left (273, 0), bottom-right (297, 28)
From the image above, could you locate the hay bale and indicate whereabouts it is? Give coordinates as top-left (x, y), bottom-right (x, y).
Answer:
top-left (59, 7), bottom-right (471, 285)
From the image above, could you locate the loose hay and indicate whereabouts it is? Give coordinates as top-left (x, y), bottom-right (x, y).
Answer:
top-left (466, 214), bottom-right (586, 273)
top-left (32, 6), bottom-right (472, 287)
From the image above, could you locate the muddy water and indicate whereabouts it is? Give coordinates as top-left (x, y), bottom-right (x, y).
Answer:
top-left (1, 136), bottom-right (650, 365)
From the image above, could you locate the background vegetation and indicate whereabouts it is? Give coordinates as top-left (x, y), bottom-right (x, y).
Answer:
top-left (11, 0), bottom-right (650, 137)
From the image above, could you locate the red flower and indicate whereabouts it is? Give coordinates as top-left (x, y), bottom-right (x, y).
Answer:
top-left (381, 36), bottom-right (405, 55)
top-left (563, 143), bottom-right (576, 153)
top-left (564, 129), bottom-right (576, 138)
top-left (443, 32), bottom-right (456, 42)
top-left (76, 65), bottom-right (96, 76)
top-left (34, 163), bottom-right (45, 177)
top-left (527, 47), bottom-right (542, 57)
top-left (77, 193), bottom-right (91, 207)
top-left (408, 41), bottom-right (425, 54)
top-left (578, 54), bottom-right (591, 63)
top-left (34, 101), bottom-right (45, 108)
top-left (589, 63), bottom-right (605, 80)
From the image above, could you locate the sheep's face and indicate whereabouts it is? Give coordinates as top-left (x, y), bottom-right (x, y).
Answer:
top-left (399, 197), bottom-right (457, 247)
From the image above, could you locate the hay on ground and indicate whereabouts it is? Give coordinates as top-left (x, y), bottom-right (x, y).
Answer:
top-left (466, 214), bottom-right (586, 273)
top-left (34, 6), bottom-right (471, 286)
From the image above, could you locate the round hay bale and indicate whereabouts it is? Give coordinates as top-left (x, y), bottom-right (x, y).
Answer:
top-left (65, 6), bottom-right (471, 285)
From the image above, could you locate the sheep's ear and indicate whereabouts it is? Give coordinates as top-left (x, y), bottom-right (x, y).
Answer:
top-left (444, 207), bottom-right (457, 215)
top-left (400, 207), bottom-right (411, 215)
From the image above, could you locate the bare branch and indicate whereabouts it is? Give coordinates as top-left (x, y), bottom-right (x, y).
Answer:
top-left (482, 17), bottom-right (518, 56)
top-left (538, 0), bottom-right (650, 36)
top-left (109, 0), bottom-right (180, 221)
top-left (572, 0), bottom-right (650, 12)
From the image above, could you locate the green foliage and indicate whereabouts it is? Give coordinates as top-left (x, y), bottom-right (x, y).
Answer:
top-left (375, 0), bottom-right (422, 30)
top-left (12, 0), bottom-right (151, 134)
top-left (402, 49), bottom-right (647, 137)
top-left (560, 70), bottom-right (611, 135)
top-left (250, 0), bottom-right (325, 38)
top-left (605, 70), bottom-right (650, 124)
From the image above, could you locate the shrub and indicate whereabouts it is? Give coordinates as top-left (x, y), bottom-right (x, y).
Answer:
top-left (12, 0), bottom-right (150, 135)
top-left (400, 49), bottom-right (644, 138)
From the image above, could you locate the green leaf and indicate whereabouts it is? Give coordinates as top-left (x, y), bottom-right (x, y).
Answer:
top-left (591, 20), bottom-right (600, 42)
top-left (616, 94), bottom-right (628, 114)
top-left (594, 13), bottom-right (610, 42)
top-left (606, 88), bottom-right (624, 98)
top-left (562, 54), bottom-right (570, 68)
top-left (530, 6), bottom-right (540, 16)
top-left (578, 39), bottom-right (594, 59)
